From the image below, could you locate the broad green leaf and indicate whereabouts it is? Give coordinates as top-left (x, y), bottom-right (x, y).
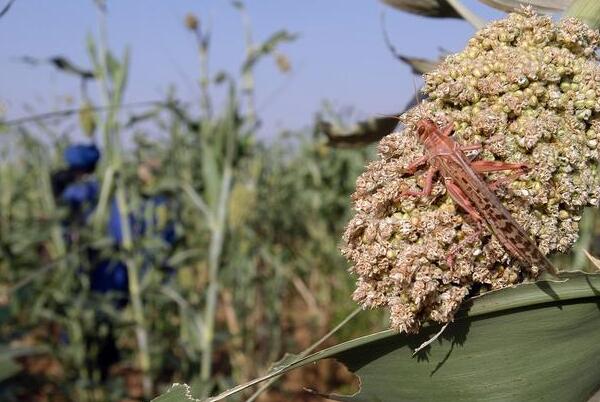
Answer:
top-left (380, 0), bottom-right (462, 18)
top-left (564, 0), bottom-right (600, 29)
top-left (477, 0), bottom-right (573, 12)
top-left (317, 272), bottom-right (600, 401)
top-left (154, 272), bottom-right (600, 402)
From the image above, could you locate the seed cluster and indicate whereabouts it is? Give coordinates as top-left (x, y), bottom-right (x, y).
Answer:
top-left (342, 9), bottom-right (600, 333)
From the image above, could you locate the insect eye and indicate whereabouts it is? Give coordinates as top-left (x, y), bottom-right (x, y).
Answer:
top-left (417, 126), bottom-right (426, 136)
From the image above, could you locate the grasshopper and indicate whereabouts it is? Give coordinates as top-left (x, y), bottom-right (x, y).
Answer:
top-left (402, 118), bottom-right (558, 276)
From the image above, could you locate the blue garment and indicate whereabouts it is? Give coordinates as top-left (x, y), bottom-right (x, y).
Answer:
top-left (90, 260), bottom-right (129, 293)
top-left (61, 180), bottom-right (99, 210)
top-left (89, 259), bottom-right (129, 308)
top-left (108, 195), bottom-right (177, 247)
top-left (59, 143), bottom-right (178, 299)
top-left (108, 199), bottom-right (136, 245)
top-left (64, 144), bottom-right (100, 170)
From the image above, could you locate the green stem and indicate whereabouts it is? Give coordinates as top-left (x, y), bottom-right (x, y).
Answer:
top-left (200, 102), bottom-right (237, 390)
top-left (240, 7), bottom-right (257, 127)
top-left (39, 165), bottom-right (66, 258)
top-left (115, 180), bottom-right (152, 397)
top-left (200, 164), bottom-right (233, 386)
top-left (197, 30), bottom-right (212, 119)
top-left (95, 5), bottom-right (115, 163)
top-left (93, 165), bottom-right (114, 232)
top-left (126, 258), bottom-right (152, 396)
top-left (0, 164), bottom-right (12, 242)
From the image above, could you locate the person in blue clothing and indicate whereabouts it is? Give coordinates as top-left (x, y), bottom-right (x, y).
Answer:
top-left (52, 144), bottom-right (178, 301)
top-left (52, 142), bottom-right (178, 380)
top-left (51, 143), bottom-right (129, 302)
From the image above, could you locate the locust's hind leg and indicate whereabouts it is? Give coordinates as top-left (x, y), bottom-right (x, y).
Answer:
top-left (443, 178), bottom-right (485, 267)
top-left (470, 160), bottom-right (529, 191)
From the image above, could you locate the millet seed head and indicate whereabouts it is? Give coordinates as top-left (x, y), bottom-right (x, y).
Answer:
top-left (342, 8), bottom-right (600, 333)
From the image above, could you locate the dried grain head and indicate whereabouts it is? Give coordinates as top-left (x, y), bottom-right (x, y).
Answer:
top-left (343, 8), bottom-right (600, 333)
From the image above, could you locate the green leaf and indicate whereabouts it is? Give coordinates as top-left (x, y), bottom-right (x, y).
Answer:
top-left (0, 358), bottom-right (20, 383)
top-left (111, 47), bottom-right (130, 106)
top-left (380, 0), bottom-right (462, 18)
top-left (201, 133), bottom-right (221, 209)
top-left (0, 345), bottom-right (47, 383)
top-left (317, 272), bottom-right (600, 401)
top-left (241, 31), bottom-right (297, 74)
top-left (105, 51), bottom-right (120, 80)
top-left (564, 0), bottom-right (600, 30)
top-left (86, 33), bottom-right (104, 83)
top-left (152, 384), bottom-right (200, 402)
top-left (158, 272), bottom-right (600, 402)
top-left (477, 0), bottom-right (573, 12)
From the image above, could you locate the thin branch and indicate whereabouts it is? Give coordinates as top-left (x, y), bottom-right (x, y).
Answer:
top-left (0, 0), bottom-right (17, 19)
top-left (3, 99), bottom-right (173, 126)
top-left (182, 183), bottom-right (214, 226)
top-left (244, 307), bottom-right (363, 402)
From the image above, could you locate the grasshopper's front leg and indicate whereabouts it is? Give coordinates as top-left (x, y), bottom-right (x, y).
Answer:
top-left (401, 165), bottom-right (438, 197)
top-left (404, 155), bottom-right (429, 175)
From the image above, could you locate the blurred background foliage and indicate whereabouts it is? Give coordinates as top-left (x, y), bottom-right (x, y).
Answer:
top-left (1, 0), bottom-right (599, 401)
top-left (0, 2), bottom-right (383, 401)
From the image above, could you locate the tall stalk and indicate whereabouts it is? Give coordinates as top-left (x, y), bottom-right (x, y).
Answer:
top-left (0, 160), bottom-right (12, 246)
top-left (238, 4), bottom-right (257, 128)
top-left (88, 4), bottom-right (153, 397)
top-left (200, 132), bottom-right (235, 386)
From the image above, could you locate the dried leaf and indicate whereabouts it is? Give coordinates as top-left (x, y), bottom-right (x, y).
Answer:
top-left (319, 116), bottom-right (399, 147)
top-left (584, 250), bottom-right (600, 272)
top-left (18, 55), bottom-right (94, 80)
top-left (477, 0), bottom-right (573, 12)
top-left (380, 0), bottom-right (462, 18)
top-left (396, 54), bottom-right (439, 74)
top-left (0, 0), bottom-right (17, 19)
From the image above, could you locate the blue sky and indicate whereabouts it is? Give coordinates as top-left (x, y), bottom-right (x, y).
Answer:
top-left (0, 0), bottom-right (505, 138)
